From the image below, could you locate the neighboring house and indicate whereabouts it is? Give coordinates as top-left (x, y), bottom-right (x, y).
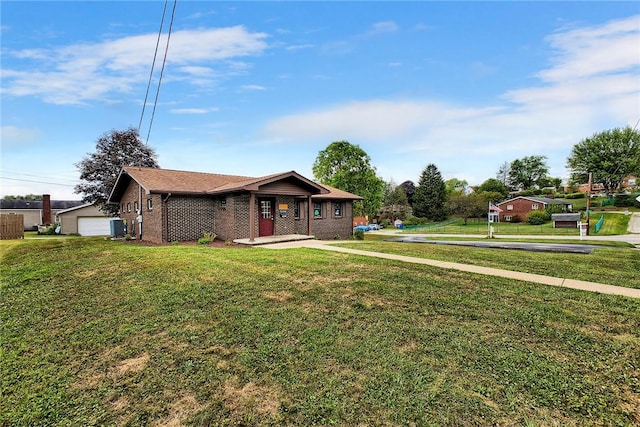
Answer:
top-left (0, 195), bottom-right (84, 230)
top-left (55, 203), bottom-right (116, 236)
top-left (576, 175), bottom-right (638, 194)
top-left (107, 167), bottom-right (362, 244)
top-left (496, 196), bottom-right (572, 222)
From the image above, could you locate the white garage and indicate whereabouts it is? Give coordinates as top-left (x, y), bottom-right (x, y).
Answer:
top-left (56, 203), bottom-right (116, 236)
top-left (78, 216), bottom-right (112, 236)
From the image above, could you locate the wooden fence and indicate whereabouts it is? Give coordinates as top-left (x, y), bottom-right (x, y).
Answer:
top-left (1, 214), bottom-right (24, 239)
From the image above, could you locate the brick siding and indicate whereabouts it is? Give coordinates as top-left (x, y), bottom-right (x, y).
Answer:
top-left (166, 196), bottom-right (215, 242)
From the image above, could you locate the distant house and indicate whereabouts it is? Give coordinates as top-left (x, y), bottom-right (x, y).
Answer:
top-left (107, 167), bottom-right (362, 244)
top-left (496, 196), bottom-right (572, 222)
top-left (575, 175), bottom-right (637, 194)
top-left (55, 203), bottom-right (116, 236)
top-left (0, 195), bottom-right (84, 230)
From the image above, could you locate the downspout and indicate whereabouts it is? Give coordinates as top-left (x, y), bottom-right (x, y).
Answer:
top-left (138, 184), bottom-right (143, 240)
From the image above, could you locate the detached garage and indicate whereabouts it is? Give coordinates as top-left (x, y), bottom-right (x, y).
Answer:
top-left (56, 203), bottom-right (116, 236)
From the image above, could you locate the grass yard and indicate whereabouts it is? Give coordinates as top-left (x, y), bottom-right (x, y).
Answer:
top-left (402, 213), bottom-right (632, 236)
top-left (344, 240), bottom-right (640, 290)
top-left (2, 238), bottom-right (640, 426)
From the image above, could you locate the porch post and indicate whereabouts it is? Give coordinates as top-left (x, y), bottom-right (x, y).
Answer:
top-left (307, 195), bottom-right (313, 237)
top-left (249, 192), bottom-right (256, 242)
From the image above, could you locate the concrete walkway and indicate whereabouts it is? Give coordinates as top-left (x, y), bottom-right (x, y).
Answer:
top-left (262, 239), bottom-right (640, 299)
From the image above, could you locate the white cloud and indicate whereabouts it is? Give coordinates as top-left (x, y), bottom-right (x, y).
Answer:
top-left (1, 26), bottom-right (269, 105)
top-left (262, 14), bottom-right (640, 181)
top-left (0, 126), bottom-right (41, 148)
top-left (240, 84), bottom-right (266, 91)
top-left (169, 107), bottom-right (218, 114)
top-left (366, 21), bottom-right (399, 36)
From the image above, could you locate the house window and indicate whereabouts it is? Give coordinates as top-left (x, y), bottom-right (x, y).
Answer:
top-left (504, 215), bottom-right (512, 222)
top-left (134, 201), bottom-right (139, 213)
top-left (294, 201), bottom-right (300, 219)
top-left (507, 205), bottom-right (513, 211)
top-left (220, 198), bottom-right (227, 208)
top-left (313, 202), bottom-right (323, 219)
top-left (531, 204), bottom-right (539, 210)
top-left (127, 202), bottom-right (131, 213)
top-left (628, 178), bottom-right (636, 186)
top-left (121, 203), bottom-right (125, 213)
top-left (147, 198), bottom-right (153, 211)
top-left (334, 202), bottom-right (343, 217)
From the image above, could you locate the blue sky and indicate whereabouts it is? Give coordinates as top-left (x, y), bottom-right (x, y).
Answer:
top-left (2, 1), bottom-right (639, 200)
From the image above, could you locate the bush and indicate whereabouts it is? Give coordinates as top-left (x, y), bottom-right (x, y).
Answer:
top-left (526, 210), bottom-right (550, 225)
top-left (510, 214), bottom-right (521, 223)
top-left (353, 229), bottom-right (365, 240)
top-left (564, 192), bottom-right (586, 199)
top-left (198, 230), bottom-right (217, 245)
top-left (614, 194), bottom-right (640, 208)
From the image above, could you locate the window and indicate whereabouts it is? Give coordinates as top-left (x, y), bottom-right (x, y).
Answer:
top-left (313, 202), bottom-right (322, 219)
top-left (134, 201), bottom-right (139, 213)
top-left (531, 204), bottom-right (539, 210)
top-left (507, 205), bottom-right (513, 211)
top-left (126, 202), bottom-right (131, 212)
top-left (504, 215), bottom-right (512, 222)
top-left (628, 178), bottom-right (636, 186)
top-left (121, 203), bottom-right (125, 213)
top-left (334, 202), bottom-right (343, 217)
top-left (220, 198), bottom-right (227, 208)
top-left (294, 201), bottom-right (300, 219)
top-left (147, 198), bottom-right (153, 211)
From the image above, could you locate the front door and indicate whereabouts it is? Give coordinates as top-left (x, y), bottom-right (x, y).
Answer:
top-left (258, 198), bottom-right (274, 237)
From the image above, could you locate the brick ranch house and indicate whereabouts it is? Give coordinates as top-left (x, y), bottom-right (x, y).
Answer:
top-left (495, 196), bottom-right (572, 223)
top-left (107, 166), bottom-right (362, 244)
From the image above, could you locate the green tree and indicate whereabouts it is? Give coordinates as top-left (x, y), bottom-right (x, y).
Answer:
top-left (444, 178), bottom-right (468, 196)
top-left (2, 194), bottom-right (42, 200)
top-left (508, 155), bottom-right (549, 190)
top-left (567, 127), bottom-right (640, 196)
top-left (312, 140), bottom-right (384, 219)
top-left (75, 127), bottom-right (159, 216)
top-left (476, 178), bottom-right (509, 199)
top-left (382, 179), bottom-right (409, 207)
top-left (447, 193), bottom-right (478, 224)
top-left (399, 180), bottom-right (416, 206)
top-left (413, 163), bottom-right (447, 221)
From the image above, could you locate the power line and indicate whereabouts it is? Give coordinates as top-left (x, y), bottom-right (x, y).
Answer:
top-left (138, 0), bottom-right (169, 133)
top-left (0, 177), bottom-right (76, 187)
top-left (145, 0), bottom-right (178, 145)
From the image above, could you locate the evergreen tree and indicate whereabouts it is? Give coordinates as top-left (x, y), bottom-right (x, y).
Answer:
top-left (413, 163), bottom-right (447, 221)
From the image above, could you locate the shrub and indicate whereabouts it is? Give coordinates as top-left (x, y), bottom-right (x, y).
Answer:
top-left (564, 192), bottom-right (586, 199)
top-left (510, 214), bottom-right (522, 223)
top-left (198, 230), bottom-right (217, 245)
top-left (526, 210), bottom-right (550, 225)
top-left (353, 229), bottom-right (365, 240)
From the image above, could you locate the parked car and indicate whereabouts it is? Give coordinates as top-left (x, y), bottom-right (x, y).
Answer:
top-left (368, 223), bottom-right (382, 230)
top-left (353, 225), bottom-right (370, 231)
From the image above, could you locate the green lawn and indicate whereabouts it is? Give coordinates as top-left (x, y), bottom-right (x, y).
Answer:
top-left (342, 240), bottom-right (640, 289)
top-left (2, 238), bottom-right (640, 426)
top-left (402, 213), bottom-right (632, 236)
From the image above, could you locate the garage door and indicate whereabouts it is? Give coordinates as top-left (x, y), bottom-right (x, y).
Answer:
top-left (78, 217), bottom-right (111, 236)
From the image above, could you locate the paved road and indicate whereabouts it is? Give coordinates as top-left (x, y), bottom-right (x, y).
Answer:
top-left (385, 237), bottom-right (602, 254)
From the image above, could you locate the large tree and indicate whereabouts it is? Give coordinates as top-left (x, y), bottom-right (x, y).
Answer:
top-left (399, 180), bottom-right (416, 207)
top-left (312, 140), bottom-right (384, 219)
top-left (567, 127), bottom-right (640, 195)
top-left (476, 178), bottom-right (509, 199)
top-left (413, 163), bottom-right (447, 221)
top-left (75, 127), bottom-right (159, 216)
top-left (382, 179), bottom-right (409, 207)
top-left (508, 155), bottom-right (549, 190)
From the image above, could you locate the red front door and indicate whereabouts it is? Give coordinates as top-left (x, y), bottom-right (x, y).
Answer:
top-left (258, 198), bottom-right (274, 237)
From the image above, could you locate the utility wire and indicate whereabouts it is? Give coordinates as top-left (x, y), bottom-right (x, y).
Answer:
top-left (146, 0), bottom-right (178, 145)
top-left (138, 0), bottom-right (170, 133)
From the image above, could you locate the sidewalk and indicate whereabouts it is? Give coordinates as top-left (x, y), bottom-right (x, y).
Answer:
top-left (262, 239), bottom-right (640, 299)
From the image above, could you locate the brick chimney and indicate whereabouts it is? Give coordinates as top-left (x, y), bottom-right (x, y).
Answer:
top-left (42, 194), bottom-right (51, 225)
